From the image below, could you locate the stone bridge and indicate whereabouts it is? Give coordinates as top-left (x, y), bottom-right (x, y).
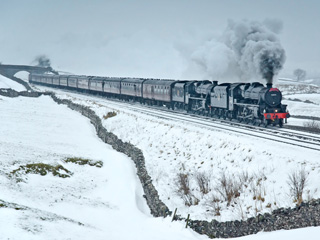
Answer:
top-left (0, 64), bottom-right (58, 90)
top-left (0, 64), bottom-right (58, 79)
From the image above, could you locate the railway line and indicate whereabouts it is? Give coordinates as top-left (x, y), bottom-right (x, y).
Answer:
top-left (36, 85), bottom-right (320, 152)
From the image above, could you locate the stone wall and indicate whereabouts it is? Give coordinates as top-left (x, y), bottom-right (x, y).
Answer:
top-left (2, 87), bottom-right (320, 239)
top-left (49, 94), bottom-right (172, 218)
top-left (0, 88), bottom-right (46, 98)
top-left (189, 200), bottom-right (320, 238)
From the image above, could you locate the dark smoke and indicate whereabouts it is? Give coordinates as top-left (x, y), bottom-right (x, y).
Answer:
top-left (33, 55), bottom-right (51, 68)
top-left (224, 19), bottom-right (286, 83)
top-left (260, 48), bottom-right (286, 83)
top-left (187, 19), bottom-right (286, 83)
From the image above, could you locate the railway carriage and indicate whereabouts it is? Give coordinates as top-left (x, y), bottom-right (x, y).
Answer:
top-left (103, 77), bottom-right (121, 96)
top-left (29, 73), bottom-right (41, 84)
top-left (77, 76), bottom-right (90, 91)
top-left (39, 74), bottom-right (47, 84)
top-left (44, 75), bottom-right (53, 85)
top-left (52, 75), bottom-right (60, 86)
top-left (67, 76), bottom-right (78, 88)
top-left (142, 79), bottom-right (176, 106)
top-left (89, 76), bottom-right (104, 93)
top-left (59, 75), bottom-right (68, 87)
top-left (120, 78), bottom-right (145, 100)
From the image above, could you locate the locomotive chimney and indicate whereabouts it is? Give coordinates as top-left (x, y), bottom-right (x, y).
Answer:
top-left (265, 72), bottom-right (273, 89)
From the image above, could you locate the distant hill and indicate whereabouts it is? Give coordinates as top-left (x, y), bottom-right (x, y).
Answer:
top-left (278, 77), bottom-right (320, 86)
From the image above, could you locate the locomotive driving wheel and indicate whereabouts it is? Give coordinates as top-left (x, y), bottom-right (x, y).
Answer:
top-left (279, 119), bottom-right (283, 128)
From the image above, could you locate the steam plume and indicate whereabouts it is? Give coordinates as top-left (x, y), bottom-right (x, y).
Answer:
top-left (33, 55), bottom-right (51, 68)
top-left (188, 19), bottom-right (286, 83)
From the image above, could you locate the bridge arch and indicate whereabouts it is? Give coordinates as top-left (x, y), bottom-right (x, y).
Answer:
top-left (0, 64), bottom-right (58, 79)
top-left (0, 64), bottom-right (58, 91)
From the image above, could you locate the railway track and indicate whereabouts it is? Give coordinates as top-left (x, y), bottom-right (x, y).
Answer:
top-left (36, 85), bottom-right (320, 152)
top-left (105, 100), bottom-right (320, 152)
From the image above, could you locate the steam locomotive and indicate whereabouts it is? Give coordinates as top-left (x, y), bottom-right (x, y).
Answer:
top-left (29, 73), bottom-right (290, 127)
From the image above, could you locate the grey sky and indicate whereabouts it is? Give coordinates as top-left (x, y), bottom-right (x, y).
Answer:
top-left (1, 0), bottom-right (319, 79)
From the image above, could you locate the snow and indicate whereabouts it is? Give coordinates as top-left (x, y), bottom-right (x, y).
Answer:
top-left (0, 74), bottom-right (26, 91)
top-left (34, 86), bottom-right (320, 223)
top-left (1, 78), bottom-right (320, 239)
top-left (14, 71), bottom-right (30, 82)
top-left (233, 227), bottom-right (320, 240)
top-left (0, 95), bottom-right (204, 240)
top-left (282, 93), bottom-right (320, 126)
top-left (285, 93), bottom-right (320, 105)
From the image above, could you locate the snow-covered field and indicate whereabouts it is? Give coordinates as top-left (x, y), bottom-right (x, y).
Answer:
top-left (285, 93), bottom-right (320, 105)
top-left (282, 93), bottom-right (320, 126)
top-left (0, 74), bottom-right (26, 91)
top-left (34, 84), bottom-right (320, 223)
top-left (0, 83), bottom-right (205, 239)
top-left (1, 76), bottom-right (320, 239)
top-left (275, 83), bottom-right (320, 126)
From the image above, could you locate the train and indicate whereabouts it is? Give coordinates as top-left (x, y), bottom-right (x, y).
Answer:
top-left (29, 73), bottom-right (290, 127)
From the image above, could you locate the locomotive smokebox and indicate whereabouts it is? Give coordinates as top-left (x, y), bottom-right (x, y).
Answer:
top-left (266, 83), bottom-right (273, 89)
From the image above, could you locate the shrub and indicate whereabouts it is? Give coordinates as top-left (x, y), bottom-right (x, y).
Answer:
top-left (65, 157), bottom-right (103, 168)
top-left (206, 194), bottom-right (221, 216)
top-left (103, 111), bottom-right (117, 119)
top-left (288, 168), bottom-right (308, 204)
top-left (303, 119), bottom-right (320, 130)
top-left (196, 172), bottom-right (211, 195)
top-left (11, 163), bottom-right (72, 178)
top-left (216, 172), bottom-right (240, 206)
top-left (176, 173), bottom-right (199, 206)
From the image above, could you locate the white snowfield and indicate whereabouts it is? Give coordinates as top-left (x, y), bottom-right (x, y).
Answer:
top-left (281, 93), bottom-right (320, 127)
top-left (47, 89), bottom-right (320, 221)
top-left (0, 95), bottom-right (206, 240)
top-left (0, 74), bottom-right (26, 91)
top-left (0, 76), bottom-right (319, 239)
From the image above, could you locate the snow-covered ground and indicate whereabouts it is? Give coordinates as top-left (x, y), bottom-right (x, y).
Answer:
top-left (286, 93), bottom-right (320, 105)
top-left (33, 84), bottom-right (320, 223)
top-left (1, 76), bottom-right (320, 239)
top-left (277, 83), bottom-right (320, 95)
top-left (0, 92), bottom-right (205, 239)
top-left (282, 93), bottom-right (320, 126)
top-left (0, 74), bottom-right (26, 91)
top-left (275, 83), bottom-right (320, 126)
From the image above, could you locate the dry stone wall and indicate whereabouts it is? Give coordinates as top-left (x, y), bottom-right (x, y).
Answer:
top-left (49, 94), bottom-right (171, 217)
top-left (189, 200), bottom-right (320, 238)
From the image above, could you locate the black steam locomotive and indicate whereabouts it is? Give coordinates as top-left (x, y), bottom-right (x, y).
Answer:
top-left (29, 73), bottom-right (289, 127)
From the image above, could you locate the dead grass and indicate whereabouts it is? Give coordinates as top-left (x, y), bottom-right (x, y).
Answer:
top-left (196, 172), bottom-right (211, 196)
top-left (103, 111), bottom-right (117, 119)
top-left (288, 168), bottom-right (308, 204)
top-left (216, 172), bottom-right (241, 206)
top-left (65, 157), bottom-right (103, 168)
top-left (176, 173), bottom-right (199, 206)
top-left (10, 163), bottom-right (72, 178)
top-left (303, 119), bottom-right (320, 131)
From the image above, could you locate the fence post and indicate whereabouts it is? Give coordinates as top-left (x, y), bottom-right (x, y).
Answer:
top-left (185, 214), bottom-right (190, 228)
top-left (172, 208), bottom-right (177, 222)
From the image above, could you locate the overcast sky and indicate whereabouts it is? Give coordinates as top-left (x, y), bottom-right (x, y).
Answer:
top-left (1, 0), bottom-right (319, 80)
